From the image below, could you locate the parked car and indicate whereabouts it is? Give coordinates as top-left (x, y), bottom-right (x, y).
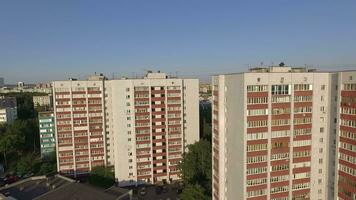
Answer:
top-left (139, 187), bottom-right (146, 196)
top-left (155, 185), bottom-right (163, 194)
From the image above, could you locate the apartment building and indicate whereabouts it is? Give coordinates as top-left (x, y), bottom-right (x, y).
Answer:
top-left (0, 96), bottom-right (17, 124)
top-left (53, 76), bottom-right (106, 176)
top-left (39, 111), bottom-right (56, 158)
top-left (212, 66), bottom-right (337, 200)
top-left (33, 94), bottom-right (53, 108)
top-left (52, 72), bottom-right (199, 184)
top-left (108, 72), bottom-right (199, 186)
top-left (335, 71), bottom-right (356, 200)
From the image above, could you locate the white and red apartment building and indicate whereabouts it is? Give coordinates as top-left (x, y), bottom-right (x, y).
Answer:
top-left (212, 66), bottom-right (338, 200)
top-left (53, 77), bottom-right (106, 176)
top-left (53, 72), bottom-right (199, 185)
top-left (335, 71), bottom-right (356, 200)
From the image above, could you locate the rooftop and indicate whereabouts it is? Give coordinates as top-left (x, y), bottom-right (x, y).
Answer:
top-left (0, 175), bottom-right (130, 200)
top-left (248, 66), bottom-right (316, 73)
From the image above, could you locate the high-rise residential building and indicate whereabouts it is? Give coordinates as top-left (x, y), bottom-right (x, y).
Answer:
top-left (39, 111), bottom-right (56, 158)
top-left (334, 71), bottom-right (356, 200)
top-left (0, 96), bottom-right (17, 124)
top-left (52, 72), bottom-right (199, 185)
top-left (53, 76), bottom-right (106, 176)
top-left (107, 72), bottom-right (199, 186)
top-left (212, 66), bottom-right (337, 200)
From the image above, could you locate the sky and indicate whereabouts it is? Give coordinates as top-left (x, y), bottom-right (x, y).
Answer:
top-left (1, 0), bottom-right (356, 84)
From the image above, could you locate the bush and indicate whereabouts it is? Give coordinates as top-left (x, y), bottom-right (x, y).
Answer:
top-left (89, 166), bottom-right (115, 188)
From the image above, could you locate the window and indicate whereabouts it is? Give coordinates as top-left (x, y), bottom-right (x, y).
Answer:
top-left (292, 182), bottom-right (309, 190)
top-left (247, 97), bottom-right (268, 104)
top-left (247, 109), bottom-right (268, 116)
top-left (293, 150), bottom-right (310, 158)
top-left (294, 128), bottom-right (311, 136)
top-left (247, 167), bottom-right (267, 175)
top-left (272, 85), bottom-right (290, 95)
top-left (321, 85), bottom-right (326, 90)
top-left (271, 130), bottom-right (290, 138)
top-left (294, 106), bottom-right (312, 113)
top-left (247, 132), bottom-right (267, 140)
top-left (247, 85), bottom-right (268, 92)
top-left (247, 178), bottom-right (267, 186)
top-left (294, 84), bottom-right (312, 91)
top-left (247, 155), bottom-right (267, 164)
top-left (271, 186), bottom-right (288, 194)
top-left (320, 106), bottom-right (325, 112)
top-left (271, 153), bottom-right (289, 161)
top-left (344, 84), bottom-right (356, 91)
top-left (247, 143), bottom-right (268, 152)
top-left (271, 119), bottom-right (290, 126)
top-left (272, 108), bottom-right (290, 115)
top-left (293, 117), bottom-right (312, 125)
top-left (247, 120), bottom-right (268, 128)
top-left (294, 95), bottom-right (312, 102)
top-left (271, 96), bottom-right (290, 103)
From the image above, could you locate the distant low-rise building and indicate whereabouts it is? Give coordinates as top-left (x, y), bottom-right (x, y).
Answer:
top-left (17, 81), bottom-right (25, 88)
top-left (0, 107), bottom-right (17, 124)
top-left (39, 111), bottom-right (56, 158)
top-left (0, 96), bottom-right (17, 124)
top-left (33, 94), bottom-right (53, 108)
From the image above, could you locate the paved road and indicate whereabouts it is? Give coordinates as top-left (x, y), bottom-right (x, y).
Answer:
top-left (131, 184), bottom-right (181, 200)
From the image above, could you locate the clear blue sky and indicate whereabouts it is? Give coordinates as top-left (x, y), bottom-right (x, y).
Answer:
top-left (1, 0), bottom-right (356, 83)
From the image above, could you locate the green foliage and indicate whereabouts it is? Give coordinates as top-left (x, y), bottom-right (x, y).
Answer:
top-left (38, 162), bottom-right (56, 175)
top-left (180, 184), bottom-right (207, 200)
top-left (17, 153), bottom-right (39, 175)
top-left (0, 93), bottom-right (43, 173)
top-left (199, 104), bottom-right (212, 141)
top-left (179, 140), bottom-right (212, 199)
top-left (89, 166), bottom-right (115, 188)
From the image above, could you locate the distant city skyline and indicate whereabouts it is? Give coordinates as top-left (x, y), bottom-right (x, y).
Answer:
top-left (1, 1), bottom-right (356, 83)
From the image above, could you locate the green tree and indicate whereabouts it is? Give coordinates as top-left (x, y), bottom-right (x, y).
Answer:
top-left (179, 140), bottom-right (212, 199)
top-left (199, 103), bottom-right (212, 141)
top-left (89, 166), bottom-right (115, 188)
top-left (0, 122), bottom-right (26, 167)
top-left (17, 153), bottom-right (39, 175)
top-left (180, 184), bottom-right (207, 200)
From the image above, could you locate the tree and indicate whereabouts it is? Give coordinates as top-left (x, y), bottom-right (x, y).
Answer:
top-left (0, 122), bottom-right (25, 167)
top-left (17, 153), bottom-right (39, 175)
top-left (89, 166), bottom-right (115, 188)
top-left (179, 140), bottom-right (212, 199)
top-left (199, 103), bottom-right (212, 141)
top-left (180, 184), bottom-right (207, 200)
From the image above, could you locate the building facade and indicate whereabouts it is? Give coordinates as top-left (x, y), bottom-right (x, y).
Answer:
top-left (33, 94), bottom-right (53, 108)
top-left (0, 96), bottom-right (17, 124)
top-left (53, 78), bottom-right (106, 176)
top-left (39, 111), bottom-right (56, 158)
top-left (108, 72), bottom-right (199, 186)
top-left (212, 66), bottom-right (337, 200)
top-left (335, 71), bottom-right (356, 200)
top-left (52, 72), bottom-right (199, 184)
